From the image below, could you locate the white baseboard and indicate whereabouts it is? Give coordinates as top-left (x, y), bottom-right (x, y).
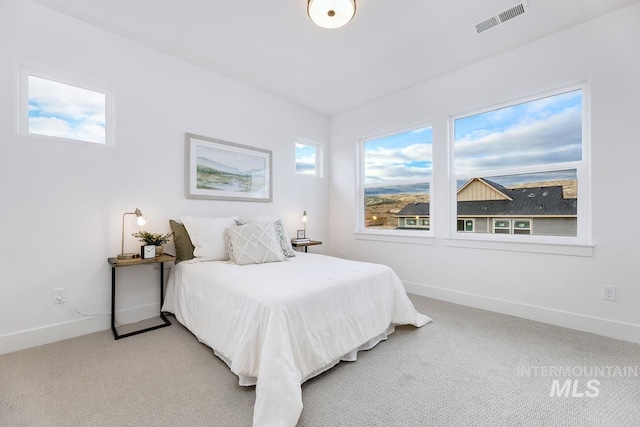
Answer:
top-left (404, 281), bottom-right (640, 344)
top-left (0, 303), bottom-right (161, 355)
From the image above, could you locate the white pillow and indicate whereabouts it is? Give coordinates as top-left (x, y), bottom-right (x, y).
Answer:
top-left (224, 223), bottom-right (286, 265)
top-left (240, 214), bottom-right (295, 257)
top-left (180, 215), bottom-right (239, 260)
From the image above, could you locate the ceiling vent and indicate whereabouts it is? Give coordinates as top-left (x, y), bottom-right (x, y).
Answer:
top-left (474, 0), bottom-right (530, 34)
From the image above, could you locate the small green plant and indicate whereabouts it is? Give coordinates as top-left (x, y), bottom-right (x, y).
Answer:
top-left (132, 231), bottom-right (173, 246)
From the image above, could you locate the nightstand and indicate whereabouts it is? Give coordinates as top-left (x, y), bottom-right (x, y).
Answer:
top-left (290, 240), bottom-right (322, 253)
top-left (107, 254), bottom-right (174, 340)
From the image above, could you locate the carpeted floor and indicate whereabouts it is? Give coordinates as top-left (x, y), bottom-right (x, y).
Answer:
top-left (1, 295), bottom-right (639, 426)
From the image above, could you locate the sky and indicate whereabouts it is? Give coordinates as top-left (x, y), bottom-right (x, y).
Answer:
top-left (28, 75), bottom-right (106, 144)
top-left (364, 126), bottom-right (433, 184)
top-left (295, 143), bottom-right (317, 175)
top-left (364, 90), bottom-right (582, 189)
top-left (454, 89), bottom-right (582, 175)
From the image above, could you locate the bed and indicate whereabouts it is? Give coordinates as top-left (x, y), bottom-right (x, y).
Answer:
top-left (161, 216), bottom-right (430, 426)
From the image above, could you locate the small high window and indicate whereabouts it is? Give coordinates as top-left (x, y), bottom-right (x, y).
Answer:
top-left (295, 140), bottom-right (322, 177)
top-left (19, 67), bottom-right (112, 146)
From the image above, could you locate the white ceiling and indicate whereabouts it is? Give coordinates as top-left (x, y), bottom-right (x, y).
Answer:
top-left (29, 0), bottom-right (640, 116)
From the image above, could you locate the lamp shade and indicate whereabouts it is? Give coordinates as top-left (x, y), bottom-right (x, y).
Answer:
top-left (308, 0), bottom-right (356, 29)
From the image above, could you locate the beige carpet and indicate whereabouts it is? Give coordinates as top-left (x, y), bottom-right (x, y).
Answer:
top-left (1, 295), bottom-right (639, 426)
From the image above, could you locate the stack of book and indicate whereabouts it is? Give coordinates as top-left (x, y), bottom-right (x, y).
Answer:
top-left (291, 238), bottom-right (311, 243)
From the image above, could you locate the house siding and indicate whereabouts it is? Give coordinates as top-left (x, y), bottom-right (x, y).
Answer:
top-left (476, 218), bottom-right (489, 233)
top-left (458, 180), bottom-right (509, 201)
top-left (532, 218), bottom-right (577, 237)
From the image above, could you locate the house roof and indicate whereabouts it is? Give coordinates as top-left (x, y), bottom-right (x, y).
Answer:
top-left (397, 203), bottom-right (430, 216)
top-left (460, 179), bottom-right (577, 216)
top-left (396, 182), bottom-right (577, 217)
top-left (458, 190), bottom-right (577, 216)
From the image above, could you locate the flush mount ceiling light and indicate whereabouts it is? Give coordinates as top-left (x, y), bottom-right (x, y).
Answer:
top-left (308, 0), bottom-right (356, 29)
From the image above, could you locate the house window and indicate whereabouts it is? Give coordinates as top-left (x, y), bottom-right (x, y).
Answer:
top-left (359, 125), bottom-right (433, 232)
top-left (452, 85), bottom-right (588, 242)
top-left (492, 219), bottom-right (531, 234)
top-left (457, 219), bottom-right (474, 232)
top-left (295, 140), bottom-right (322, 177)
top-left (493, 219), bottom-right (511, 234)
top-left (513, 219), bottom-right (531, 235)
top-left (19, 67), bottom-right (112, 146)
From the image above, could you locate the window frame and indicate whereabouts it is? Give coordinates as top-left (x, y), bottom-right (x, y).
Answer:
top-left (18, 65), bottom-right (114, 147)
top-left (355, 123), bottom-right (435, 244)
top-left (295, 138), bottom-right (323, 178)
top-left (446, 82), bottom-right (592, 256)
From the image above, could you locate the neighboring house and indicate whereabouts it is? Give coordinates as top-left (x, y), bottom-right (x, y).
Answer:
top-left (395, 202), bottom-right (431, 229)
top-left (396, 178), bottom-right (577, 236)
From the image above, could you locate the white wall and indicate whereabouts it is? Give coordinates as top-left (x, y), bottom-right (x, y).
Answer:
top-left (0, 0), bottom-right (329, 354)
top-left (329, 4), bottom-right (640, 343)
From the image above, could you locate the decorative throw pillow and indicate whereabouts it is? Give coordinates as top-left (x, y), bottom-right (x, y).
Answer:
top-left (273, 219), bottom-right (296, 258)
top-left (240, 214), bottom-right (295, 257)
top-left (169, 220), bottom-right (195, 264)
top-left (224, 223), bottom-right (286, 266)
top-left (180, 215), bottom-right (240, 261)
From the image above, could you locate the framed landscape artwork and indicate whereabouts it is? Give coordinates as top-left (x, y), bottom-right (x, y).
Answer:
top-left (185, 133), bottom-right (272, 202)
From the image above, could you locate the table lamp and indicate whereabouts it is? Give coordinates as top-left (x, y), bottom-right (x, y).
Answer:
top-left (118, 208), bottom-right (146, 259)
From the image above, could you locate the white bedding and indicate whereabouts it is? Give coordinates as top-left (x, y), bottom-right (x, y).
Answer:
top-left (162, 252), bottom-right (430, 426)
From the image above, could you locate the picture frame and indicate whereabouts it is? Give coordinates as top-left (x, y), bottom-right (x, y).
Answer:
top-left (296, 230), bottom-right (306, 239)
top-left (185, 133), bottom-right (272, 202)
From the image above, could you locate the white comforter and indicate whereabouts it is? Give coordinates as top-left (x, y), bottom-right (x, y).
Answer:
top-left (162, 253), bottom-right (430, 426)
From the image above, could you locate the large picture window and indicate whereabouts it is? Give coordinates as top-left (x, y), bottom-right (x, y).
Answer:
top-left (359, 125), bottom-right (432, 233)
top-left (452, 85), bottom-right (588, 243)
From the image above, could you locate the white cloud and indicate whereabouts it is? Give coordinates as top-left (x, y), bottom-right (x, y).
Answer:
top-left (29, 116), bottom-right (105, 144)
top-left (365, 143), bottom-right (432, 183)
top-left (455, 107), bottom-right (582, 174)
top-left (28, 75), bottom-right (106, 144)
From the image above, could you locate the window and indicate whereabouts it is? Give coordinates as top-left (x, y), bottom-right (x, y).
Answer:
top-left (493, 219), bottom-right (511, 234)
top-left (492, 219), bottom-right (531, 234)
top-left (19, 67), bottom-right (112, 146)
top-left (452, 85), bottom-right (588, 244)
top-left (295, 140), bottom-right (322, 177)
top-left (457, 219), bottom-right (474, 232)
top-left (513, 219), bottom-right (531, 235)
top-left (359, 125), bottom-right (433, 233)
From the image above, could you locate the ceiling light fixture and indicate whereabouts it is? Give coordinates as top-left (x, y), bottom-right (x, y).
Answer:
top-left (307, 0), bottom-right (356, 29)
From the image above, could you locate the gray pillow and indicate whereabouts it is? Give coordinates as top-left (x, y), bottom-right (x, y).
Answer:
top-left (224, 223), bottom-right (286, 266)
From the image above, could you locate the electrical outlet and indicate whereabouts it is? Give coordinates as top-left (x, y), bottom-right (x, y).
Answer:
top-left (52, 288), bottom-right (67, 304)
top-left (602, 285), bottom-right (616, 301)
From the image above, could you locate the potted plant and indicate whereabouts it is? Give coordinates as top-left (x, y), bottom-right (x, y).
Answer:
top-left (132, 231), bottom-right (173, 256)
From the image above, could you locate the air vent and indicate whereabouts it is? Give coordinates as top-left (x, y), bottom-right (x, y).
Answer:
top-left (474, 0), bottom-right (530, 34)
top-left (499, 2), bottom-right (526, 23)
top-left (475, 16), bottom-right (500, 34)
